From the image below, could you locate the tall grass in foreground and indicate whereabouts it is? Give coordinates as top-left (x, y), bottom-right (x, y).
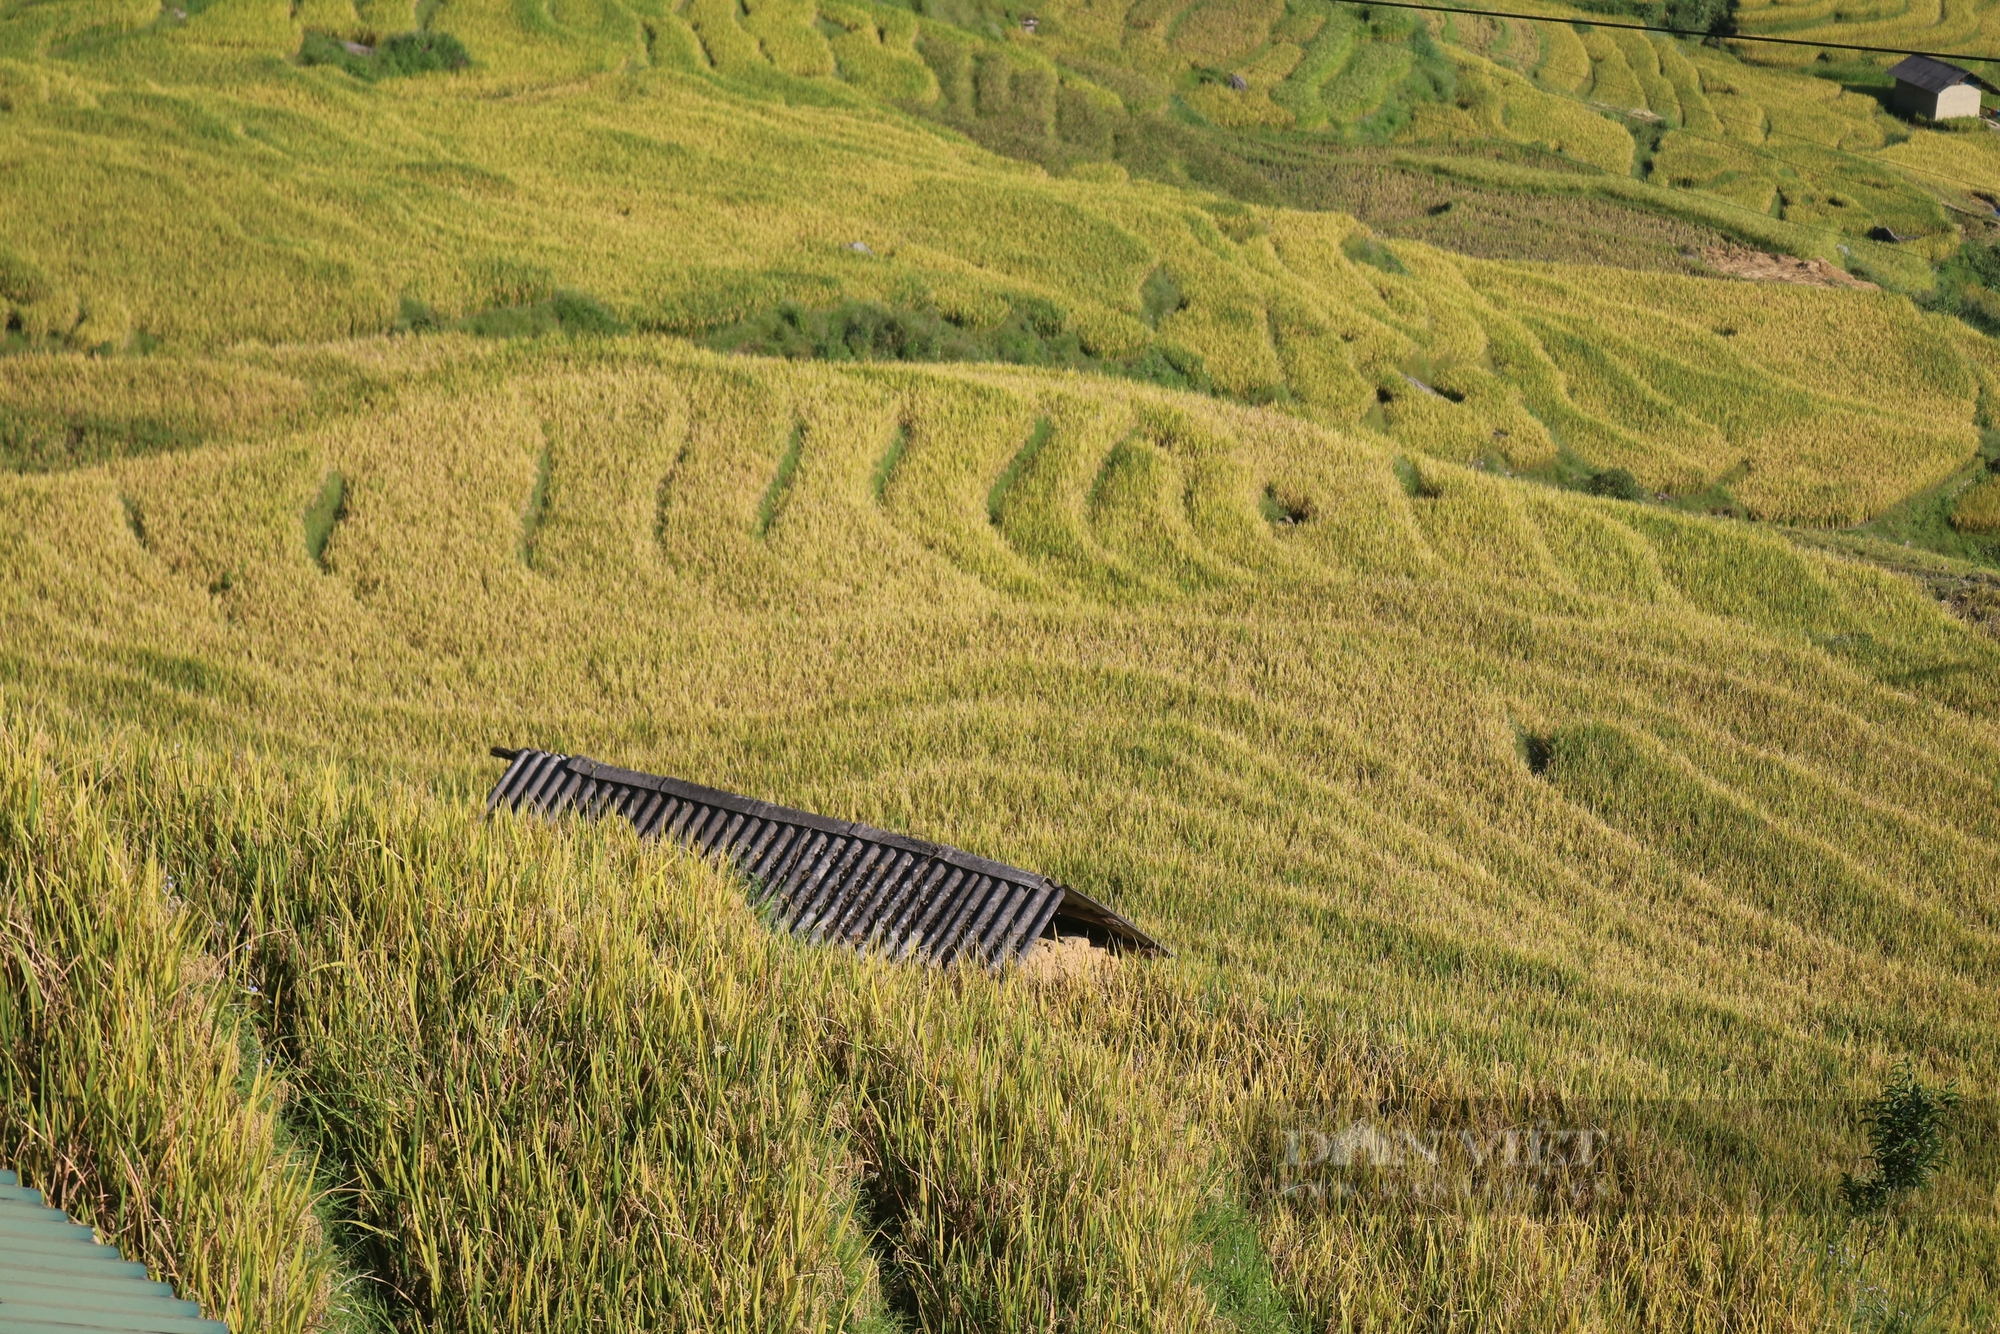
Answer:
top-left (0, 727), bottom-right (337, 1334)
top-left (4, 711), bottom-right (1990, 1330)
top-left (3, 715), bottom-right (1221, 1333)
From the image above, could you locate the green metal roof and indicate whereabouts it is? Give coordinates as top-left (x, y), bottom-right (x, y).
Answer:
top-left (0, 1170), bottom-right (227, 1334)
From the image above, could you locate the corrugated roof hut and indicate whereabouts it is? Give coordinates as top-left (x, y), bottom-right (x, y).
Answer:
top-left (1888, 55), bottom-right (1983, 120)
top-left (486, 748), bottom-right (1167, 968)
top-left (0, 1169), bottom-right (227, 1334)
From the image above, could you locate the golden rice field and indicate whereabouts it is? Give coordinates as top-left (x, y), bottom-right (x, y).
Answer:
top-left (5, 0), bottom-right (2000, 523)
top-left (9, 0), bottom-right (1997, 267)
top-left (4, 0), bottom-right (2000, 1330)
top-left (1955, 471), bottom-right (2000, 530)
top-left (1731, 0), bottom-right (2000, 72)
top-left (4, 337), bottom-right (1999, 1331)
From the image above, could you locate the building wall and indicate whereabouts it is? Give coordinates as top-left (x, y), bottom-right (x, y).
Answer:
top-left (1891, 80), bottom-right (1941, 119)
top-left (1937, 82), bottom-right (1982, 119)
top-left (1892, 79), bottom-right (1982, 120)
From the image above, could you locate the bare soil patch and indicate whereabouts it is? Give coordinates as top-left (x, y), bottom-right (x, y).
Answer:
top-left (1701, 245), bottom-right (1879, 291)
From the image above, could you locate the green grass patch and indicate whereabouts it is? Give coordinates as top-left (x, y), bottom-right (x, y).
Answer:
top-left (0, 409), bottom-right (196, 473)
top-left (1923, 240), bottom-right (2000, 338)
top-left (521, 444), bottom-right (552, 567)
top-left (120, 494), bottom-right (146, 548)
top-left (1192, 1199), bottom-right (1297, 1334)
top-left (754, 422), bottom-right (805, 539)
top-left (1141, 266), bottom-right (1185, 326)
top-left (396, 288), bottom-right (624, 339)
top-left (302, 471), bottom-right (346, 569)
top-left (1392, 455), bottom-right (1439, 498)
top-left (988, 416), bottom-right (1051, 525)
top-left (871, 426), bottom-right (909, 503)
top-left (465, 291), bottom-right (626, 339)
top-left (714, 299), bottom-right (988, 363)
top-left (1341, 232), bottom-right (1406, 274)
top-left (298, 31), bottom-right (471, 81)
top-left (1852, 441), bottom-right (2000, 568)
top-left (708, 298), bottom-right (1214, 394)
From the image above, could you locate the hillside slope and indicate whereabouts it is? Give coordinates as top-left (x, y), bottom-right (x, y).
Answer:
top-left (3, 1), bottom-right (2000, 1329)
top-left (5, 13), bottom-right (2000, 524)
top-left (4, 340), bottom-right (1998, 1327)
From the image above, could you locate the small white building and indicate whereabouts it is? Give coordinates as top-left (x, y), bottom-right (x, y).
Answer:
top-left (1888, 55), bottom-right (1983, 120)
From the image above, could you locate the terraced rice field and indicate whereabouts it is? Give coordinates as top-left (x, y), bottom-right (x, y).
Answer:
top-left (4, 0), bottom-right (1999, 1329)
top-left (4, 4), bottom-right (1998, 524)
top-left (5, 337), bottom-right (2000, 1330)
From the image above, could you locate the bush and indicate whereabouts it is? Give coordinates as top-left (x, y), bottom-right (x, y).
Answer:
top-left (377, 31), bottom-right (470, 76)
top-left (1570, 0), bottom-right (1735, 35)
top-left (705, 296), bottom-right (1217, 392)
top-left (1586, 467), bottom-right (1644, 501)
top-left (298, 30), bottom-right (470, 81)
top-left (395, 294), bottom-right (443, 333)
top-left (1842, 1060), bottom-right (1960, 1219)
top-left (1921, 239), bottom-right (2000, 334)
top-left (548, 289), bottom-right (625, 336)
top-left (1140, 266), bottom-right (1184, 326)
top-left (442, 289), bottom-right (626, 339)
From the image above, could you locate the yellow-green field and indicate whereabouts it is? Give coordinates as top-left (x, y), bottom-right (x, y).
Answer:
top-left (5, 338), bottom-right (1999, 1330)
top-left (6, 10), bottom-right (2000, 523)
top-left (4, 0), bottom-right (2000, 1330)
top-left (1956, 471), bottom-right (2000, 531)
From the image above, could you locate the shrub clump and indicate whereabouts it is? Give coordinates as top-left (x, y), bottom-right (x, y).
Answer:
top-left (396, 288), bottom-right (626, 338)
top-left (1841, 1059), bottom-right (1960, 1220)
top-left (298, 30), bottom-right (470, 81)
top-left (1924, 238), bottom-right (2000, 334)
top-left (1584, 466), bottom-right (1645, 501)
top-left (707, 297), bottom-right (1214, 393)
top-left (1569, 0), bottom-right (1735, 35)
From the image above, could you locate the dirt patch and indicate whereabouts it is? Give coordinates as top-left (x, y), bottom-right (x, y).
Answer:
top-left (1015, 934), bottom-right (1116, 982)
top-left (1785, 532), bottom-right (2000, 640)
top-left (1590, 101), bottom-right (1662, 123)
top-left (1701, 245), bottom-right (1879, 291)
top-left (1924, 569), bottom-right (2000, 639)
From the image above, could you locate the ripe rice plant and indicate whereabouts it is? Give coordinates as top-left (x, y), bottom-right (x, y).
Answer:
top-left (6, 1), bottom-right (2000, 1326)
top-left (0, 729), bottom-right (340, 1334)
top-left (2, 339), bottom-right (1996, 1327)
top-left (1952, 474), bottom-right (2000, 532)
top-left (1, 0), bottom-right (1980, 524)
top-left (741, 0), bottom-right (834, 78)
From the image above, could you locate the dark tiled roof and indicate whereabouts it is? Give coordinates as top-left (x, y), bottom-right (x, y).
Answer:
top-left (0, 1169), bottom-right (228, 1334)
top-left (487, 748), bottom-right (1167, 966)
top-left (1889, 54), bottom-right (1973, 92)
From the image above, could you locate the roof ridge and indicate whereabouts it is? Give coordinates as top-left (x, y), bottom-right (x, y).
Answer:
top-left (0, 1170), bottom-right (229, 1334)
top-left (485, 747), bottom-right (1168, 964)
